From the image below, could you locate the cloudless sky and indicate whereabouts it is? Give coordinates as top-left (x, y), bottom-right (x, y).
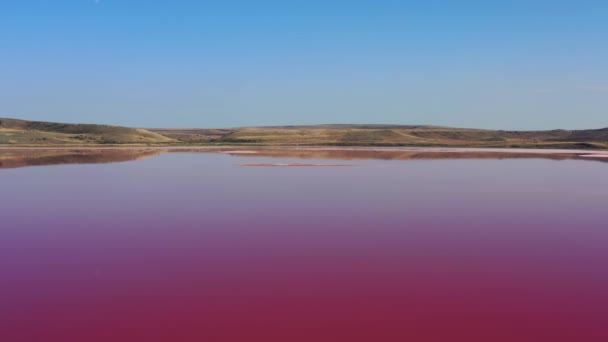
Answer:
top-left (1, 1), bottom-right (607, 129)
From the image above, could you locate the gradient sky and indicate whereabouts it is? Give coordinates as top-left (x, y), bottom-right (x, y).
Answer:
top-left (1, 1), bottom-right (607, 129)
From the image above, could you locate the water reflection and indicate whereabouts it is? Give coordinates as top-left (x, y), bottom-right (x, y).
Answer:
top-left (1, 147), bottom-right (607, 169)
top-left (219, 148), bottom-right (608, 162)
top-left (0, 149), bottom-right (161, 169)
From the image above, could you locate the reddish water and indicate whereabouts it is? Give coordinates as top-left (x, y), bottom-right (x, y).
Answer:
top-left (1, 150), bottom-right (608, 341)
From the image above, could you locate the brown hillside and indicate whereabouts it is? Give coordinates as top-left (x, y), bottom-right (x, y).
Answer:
top-left (0, 118), bottom-right (175, 145)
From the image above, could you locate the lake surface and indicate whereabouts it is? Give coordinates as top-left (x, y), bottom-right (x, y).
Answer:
top-left (1, 148), bottom-right (608, 342)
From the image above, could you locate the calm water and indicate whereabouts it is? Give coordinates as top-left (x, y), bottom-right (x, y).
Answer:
top-left (1, 148), bottom-right (608, 342)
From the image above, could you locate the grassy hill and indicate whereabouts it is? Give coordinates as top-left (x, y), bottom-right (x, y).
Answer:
top-left (150, 125), bottom-right (608, 149)
top-left (0, 118), bottom-right (175, 145)
top-left (1, 118), bottom-right (607, 149)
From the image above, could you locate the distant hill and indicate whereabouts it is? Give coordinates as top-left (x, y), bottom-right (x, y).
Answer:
top-left (1, 118), bottom-right (607, 149)
top-left (0, 118), bottom-right (175, 145)
top-left (150, 125), bottom-right (608, 149)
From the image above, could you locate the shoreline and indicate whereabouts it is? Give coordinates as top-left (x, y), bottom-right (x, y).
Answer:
top-left (3, 146), bottom-right (608, 170)
top-left (2, 145), bottom-right (608, 156)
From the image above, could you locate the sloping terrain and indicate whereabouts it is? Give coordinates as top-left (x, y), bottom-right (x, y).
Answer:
top-left (0, 118), bottom-right (175, 145)
top-left (1, 118), bottom-right (607, 149)
top-left (149, 125), bottom-right (608, 149)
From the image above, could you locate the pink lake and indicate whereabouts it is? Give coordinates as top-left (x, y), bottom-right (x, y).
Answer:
top-left (1, 148), bottom-right (608, 342)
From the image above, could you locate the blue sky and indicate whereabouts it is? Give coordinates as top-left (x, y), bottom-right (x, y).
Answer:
top-left (1, 1), bottom-right (607, 129)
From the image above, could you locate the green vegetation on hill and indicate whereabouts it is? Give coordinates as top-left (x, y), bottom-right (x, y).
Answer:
top-left (0, 118), bottom-right (175, 145)
top-left (1, 118), bottom-right (607, 149)
top-left (150, 125), bottom-right (608, 149)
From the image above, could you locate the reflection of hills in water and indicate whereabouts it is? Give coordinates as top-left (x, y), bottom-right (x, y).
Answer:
top-left (219, 148), bottom-right (608, 163)
top-left (0, 149), bottom-right (162, 169)
top-left (1, 147), bottom-right (608, 169)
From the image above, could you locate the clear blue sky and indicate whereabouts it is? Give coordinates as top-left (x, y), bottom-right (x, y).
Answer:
top-left (1, 1), bottom-right (607, 129)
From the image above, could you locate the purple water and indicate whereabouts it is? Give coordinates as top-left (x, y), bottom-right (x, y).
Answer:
top-left (1, 149), bottom-right (608, 341)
